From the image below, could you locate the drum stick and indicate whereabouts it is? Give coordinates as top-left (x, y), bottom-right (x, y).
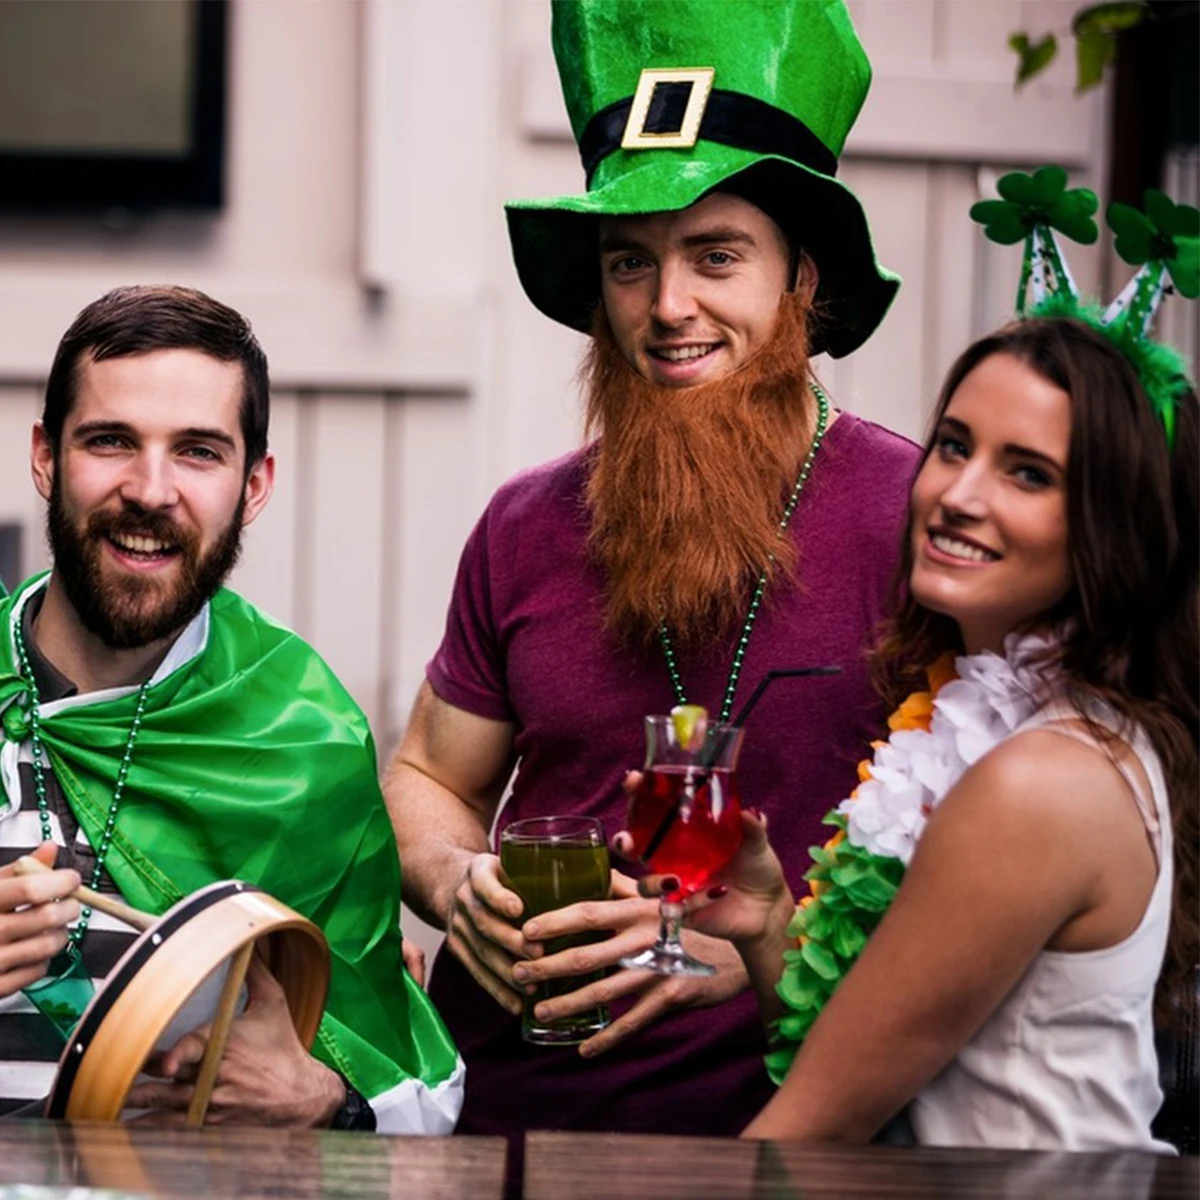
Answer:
top-left (13, 855), bottom-right (156, 932)
top-left (186, 938), bottom-right (256, 1127)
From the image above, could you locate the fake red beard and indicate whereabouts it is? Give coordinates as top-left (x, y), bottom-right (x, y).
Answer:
top-left (583, 292), bottom-right (819, 649)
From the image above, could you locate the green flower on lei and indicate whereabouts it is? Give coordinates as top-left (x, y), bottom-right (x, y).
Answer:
top-left (766, 654), bottom-right (957, 1084)
top-left (767, 640), bottom-right (1060, 1083)
top-left (765, 811), bottom-right (903, 1083)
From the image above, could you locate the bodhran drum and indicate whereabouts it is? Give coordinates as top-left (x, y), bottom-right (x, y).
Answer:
top-left (46, 880), bottom-right (330, 1122)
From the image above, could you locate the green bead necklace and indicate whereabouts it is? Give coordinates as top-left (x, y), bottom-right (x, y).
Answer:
top-left (12, 616), bottom-right (151, 953)
top-left (658, 382), bottom-right (830, 723)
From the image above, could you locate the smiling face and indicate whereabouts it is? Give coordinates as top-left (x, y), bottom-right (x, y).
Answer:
top-left (597, 192), bottom-right (795, 388)
top-left (32, 348), bottom-right (273, 649)
top-left (909, 352), bottom-right (1073, 654)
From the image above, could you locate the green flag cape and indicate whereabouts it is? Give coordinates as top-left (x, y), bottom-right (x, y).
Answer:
top-left (0, 575), bottom-right (460, 1124)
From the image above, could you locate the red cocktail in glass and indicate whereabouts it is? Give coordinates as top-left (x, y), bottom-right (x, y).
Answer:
top-left (621, 714), bottom-right (744, 976)
top-left (625, 765), bottom-right (743, 897)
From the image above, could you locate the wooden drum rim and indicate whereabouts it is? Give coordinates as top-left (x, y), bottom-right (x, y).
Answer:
top-left (47, 880), bottom-right (330, 1122)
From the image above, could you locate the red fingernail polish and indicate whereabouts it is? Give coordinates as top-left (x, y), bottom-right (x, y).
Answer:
top-left (707, 885), bottom-right (727, 900)
top-left (661, 876), bottom-right (680, 893)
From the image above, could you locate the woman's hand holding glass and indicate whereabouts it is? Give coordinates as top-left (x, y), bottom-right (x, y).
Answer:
top-left (615, 797), bottom-right (801, 1026)
top-left (615, 792), bottom-right (794, 950)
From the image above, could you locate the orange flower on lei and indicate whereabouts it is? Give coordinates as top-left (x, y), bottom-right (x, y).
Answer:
top-left (804, 653), bottom-right (956, 905)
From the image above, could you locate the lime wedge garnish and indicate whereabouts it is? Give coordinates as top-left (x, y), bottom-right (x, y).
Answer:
top-left (670, 704), bottom-right (708, 749)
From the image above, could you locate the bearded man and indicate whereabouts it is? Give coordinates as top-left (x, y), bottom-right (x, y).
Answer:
top-left (385, 0), bottom-right (920, 1141)
top-left (0, 285), bottom-right (462, 1130)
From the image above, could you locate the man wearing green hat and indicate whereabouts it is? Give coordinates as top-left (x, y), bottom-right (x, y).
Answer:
top-left (386, 0), bottom-right (919, 1139)
top-left (0, 285), bottom-right (462, 1131)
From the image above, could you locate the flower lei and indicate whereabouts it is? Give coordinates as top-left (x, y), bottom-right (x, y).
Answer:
top-left (766, 633), bottom-right (1060, 1083)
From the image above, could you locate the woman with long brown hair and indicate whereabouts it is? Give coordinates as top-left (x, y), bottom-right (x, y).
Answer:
top-left (628, 315), bottom-right (1198, 1150)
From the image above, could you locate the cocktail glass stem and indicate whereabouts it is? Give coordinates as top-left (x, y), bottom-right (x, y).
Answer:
top-left (620, 898), bottom-right (716, 977)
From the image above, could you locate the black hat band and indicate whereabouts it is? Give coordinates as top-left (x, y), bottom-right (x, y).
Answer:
top-left (579, 87), bottom-right (839, 186)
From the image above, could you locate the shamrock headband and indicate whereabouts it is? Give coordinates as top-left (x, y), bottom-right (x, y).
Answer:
top-left (970, 165), bottom-right (1199, 447)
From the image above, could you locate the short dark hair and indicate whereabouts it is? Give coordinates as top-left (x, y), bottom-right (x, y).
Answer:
top-left (42, 285), bottom-right (270, 469)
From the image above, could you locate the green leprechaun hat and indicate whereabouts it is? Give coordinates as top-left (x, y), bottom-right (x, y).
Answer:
top-left (506, 0), bottom-right (900, 359)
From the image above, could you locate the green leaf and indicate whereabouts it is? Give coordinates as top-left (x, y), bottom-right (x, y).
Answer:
top-left (1172, 204), bottom-right (1200, 239)
top-left (777, 971), bottom-right (825, 1011)
top-left (817, 888), bottom-right (854, 914)
top-left (969, 200), bottom-right (1028, 245)
top-left (1075, 26), bottom-right (1116, 93)
top-left (1169, 236), bottom-right (1199, 299)
top-left (1145, 189), bottom-right (1199, 238)
top-left (1055, 189), bottom-right (1102, 243)
top-left (801, 940), bottom-right (841, 981)
top-left (843, 872), bottom-right (899, 911)
top-left (998, 171), bottom-right (1042, 206)
top-left (1032, 164), bottom-right (1069, 198)
top-left (829, 860), bottom-right (868, 890)
top-left (802, 866), bottom-right (831, 891)
top-left (777, 1011), bottom-right (819, 1040)
top-left (1072, 1), bottom-right (1148, 36)
top-left (1010, 31), bottom-right (1057, 87)
top-left (1108, 201), bottom-right (1156, 263)
top-left (765, 1045), bottom-right (799, 1085)
top-left (830, 915), bottom-right (868, 960)
top-left (802, 904), bottom-right (831, 942)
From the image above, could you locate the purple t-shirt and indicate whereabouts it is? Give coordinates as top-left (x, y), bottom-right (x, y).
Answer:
top-left (426, 411), bottom-right (920, 1140)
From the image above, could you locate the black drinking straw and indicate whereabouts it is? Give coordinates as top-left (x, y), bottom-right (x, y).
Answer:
top-left (639, 665), bottom-right (842, 865)
top-left (726, 666), bottom-right (843, 736)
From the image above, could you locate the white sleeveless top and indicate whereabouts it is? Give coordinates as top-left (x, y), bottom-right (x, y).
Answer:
top-left (910, 702), bottom-right (1175, 1153)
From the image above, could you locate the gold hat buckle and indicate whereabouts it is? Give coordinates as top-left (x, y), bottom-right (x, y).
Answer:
top-left (621, 67), bottom-right (716, 151)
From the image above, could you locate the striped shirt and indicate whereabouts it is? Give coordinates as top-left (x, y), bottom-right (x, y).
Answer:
top-left (0, 594), bottom-right (139, 1117)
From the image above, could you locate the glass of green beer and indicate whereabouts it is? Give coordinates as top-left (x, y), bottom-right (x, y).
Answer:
top-left (499, 815), bottom-right (611, 1045)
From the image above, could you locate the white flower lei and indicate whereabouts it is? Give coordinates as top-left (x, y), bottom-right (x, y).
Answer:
top-left (840, 631), bottom-right (1063, 865)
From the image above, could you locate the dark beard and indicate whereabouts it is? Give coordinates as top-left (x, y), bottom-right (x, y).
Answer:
top-left (47, 479), bottom-right (244, 650)
top-left (584, 290), bottom-right (817, 649)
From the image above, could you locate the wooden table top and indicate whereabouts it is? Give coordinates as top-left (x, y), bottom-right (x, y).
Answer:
top-left (524, 1131), bottom-right (1199, 1200)
top-left (2, 1121), bottom-right (1195, 1199)
top-left (0, 1120), bottom-right (508, 1200)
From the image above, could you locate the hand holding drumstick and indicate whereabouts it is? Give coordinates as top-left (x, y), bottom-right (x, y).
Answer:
top-left (0, 844), bottom-right (81, 1000)
top-left (14, 854), bottom-right (269, 1126)
top-left (13, 852), bottom-right (155, 931)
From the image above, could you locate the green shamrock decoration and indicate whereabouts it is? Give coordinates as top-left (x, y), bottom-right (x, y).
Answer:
top-left (38, 1000), bottom-right (83, 1020)
top-left (1107, 191), bottom-right (1200, 299)
top-left (970, 166), bottom-right (1100, 246)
